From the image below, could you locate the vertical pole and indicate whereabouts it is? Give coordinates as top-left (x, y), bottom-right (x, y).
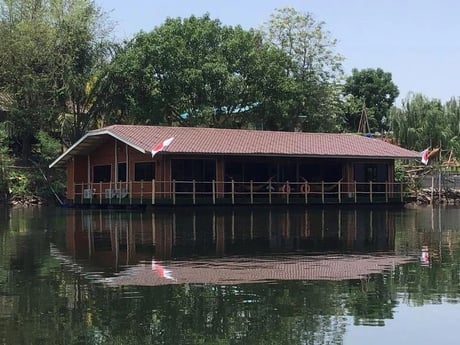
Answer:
top-left (431, 175), bottom-right (434, 206)
top-left (173, 179), bottom-right (176, 205)
top-left (99, 182), bottom-right (102, 204)
top-left (354, 181), bottom-right (357, 203)
top-left (286, 180), bottom-right (289, 205)
top-left (385, 182), bottom-right (388, 203)
top-left (152, 179), bottom-right (155, 205)
top-left (250, 180), bottom-right (253, 204)
top-left (193, 179), bottom-right (196, 205)
top-left (269, 179), bottom-right (272, 205)
top-left (321, 181), bottom-right (325, 204)
top-left (338, 180), bottom-right (341, 204)
top-left (231, 179), bottom-right (235, 205)
top-left (109, 181), bottom-right (112, 204)
top-left (438, 170), bottom-right (442, 203)
top-left (140, 180), bottom-right (143, 204)
top-left (212, 180), bottom-right (216, 205)
top-left (304, 181), bottom-right (308, 204)
top-left (399, 182), bottom-right (404, 202)
top-left (129, 181), bottom-right (132, 205)
top-left (370, 181), bottom-right (373, 203)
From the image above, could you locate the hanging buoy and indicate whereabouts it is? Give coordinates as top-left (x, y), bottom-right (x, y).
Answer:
top-left (281, 183), bottom-right (291, 194)
top-left (300, 183), bottom-right (310, 194)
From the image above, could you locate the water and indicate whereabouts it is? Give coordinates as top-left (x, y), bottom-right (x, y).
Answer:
top-left (0, 205), bottom-right (459, 344)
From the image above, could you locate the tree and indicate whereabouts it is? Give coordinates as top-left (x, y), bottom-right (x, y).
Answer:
top-left (51, 0), bottom-right (115, 146)
top-left (343, 68), bottom-right (399, 133)
top-left (103, 14), bottom-right (292, 129)
top-left (0, 0), bottom-right (112, 157)
top-left (389, 93), bottom-right (449, 151)
top-left (261, 7), bottom-right (344, 132)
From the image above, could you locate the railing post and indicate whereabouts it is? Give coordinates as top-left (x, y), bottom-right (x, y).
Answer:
top-left (354, 181), bottom-right (357, 203)
top-left (127, 181), bottom-right (131, 205)
top-left (231, 179), bottom-right (235, 205)
top-left (269, 179), bottom-right (272, 205)
top-left (140, 180), bottom-right (144, 204)
top-left (152, 179), bottom-right (155, 205)
top-left (99, 182), bottom-right (102, 204)
top-left (212, 180), bottom-right (216, 205)
top-left (286, 180), bottom-right (290, 204)
top-left (321, 181), bottom-right (325, 204)
top-left (401, 181), bottom-right (404, 202)
top-left (250, 180), bottom-right (253, 204)
top-left (370, 181), bottom-right (373, 203)
top-left (193, 179), bottom-right (196, 205)
top-left (385, 182), bottom-right (388, 203)
top-left (173, 179), bottom-right (176, 205)
top-left (304, 181), bottom-right (308, 204)
top-left (338, 180), bottom-right (341, 204)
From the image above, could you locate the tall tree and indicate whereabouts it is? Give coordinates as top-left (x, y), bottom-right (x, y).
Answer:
top-left (103, 14), bottom-right (292, 129)
top-left (261, 7), bottom-right (344, 132)
top-left (0, 0), bottom-right (111, 157)
top-left (343, 68), bottom-right (399, 133)
top-left (389, 93), bottom-right (449, 151)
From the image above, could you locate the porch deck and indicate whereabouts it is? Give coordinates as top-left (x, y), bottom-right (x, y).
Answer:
top-left (70, 179), bottom-right (410, 207)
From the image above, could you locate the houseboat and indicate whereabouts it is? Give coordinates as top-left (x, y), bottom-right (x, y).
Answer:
top-left (49, 125), bottom-right (420, 207)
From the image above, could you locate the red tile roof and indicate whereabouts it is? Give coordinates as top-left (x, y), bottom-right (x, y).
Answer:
top-left (50, 125), bottom-right (419, 167)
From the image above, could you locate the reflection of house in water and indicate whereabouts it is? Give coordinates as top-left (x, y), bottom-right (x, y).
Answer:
top-left (64, 208), bottom-right (397, 268)
top-left (55, 208), bottom-right (413, 285)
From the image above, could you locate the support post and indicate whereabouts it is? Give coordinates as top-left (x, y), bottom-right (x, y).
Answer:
top-left (212, 180), bottom-right (216, 205)
top-left (193, 179), bottom-right (196, 205)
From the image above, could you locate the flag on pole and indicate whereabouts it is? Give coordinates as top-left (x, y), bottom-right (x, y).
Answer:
top-left (421, 148), bottom-right (430, 165)
top-left (151, 137), bottom-right (174, 157)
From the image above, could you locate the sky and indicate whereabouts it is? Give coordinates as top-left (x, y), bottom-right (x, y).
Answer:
top-left (97, 0), bottom-right (460, 104)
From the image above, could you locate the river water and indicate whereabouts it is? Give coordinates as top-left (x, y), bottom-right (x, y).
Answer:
top-left (0, 205), bottom-right (459, 344)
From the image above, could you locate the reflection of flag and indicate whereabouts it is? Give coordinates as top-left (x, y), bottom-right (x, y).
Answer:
top-left (152, 259), bottom-right (175, 280)
top-left (151, 137), bottom-right (174, 157)
top-left (421, 148), bottom-right (430, 165)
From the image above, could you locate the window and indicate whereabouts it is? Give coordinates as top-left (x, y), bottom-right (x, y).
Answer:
top-left (117, 162), bottom-right (127, 181)
top-left (172, 159), bottom-right (216, 181)
top-left (93, 165), bottom-right (111, 183)
top-left (134, 162), bottom-right (154, 181)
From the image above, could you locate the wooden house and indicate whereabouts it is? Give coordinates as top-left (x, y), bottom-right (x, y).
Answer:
top-left (49, 125), bottom-right (420, 206)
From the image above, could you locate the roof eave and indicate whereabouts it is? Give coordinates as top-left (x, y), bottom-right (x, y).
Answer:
top-left (164, 152), bottom-right (419, 160)
top-left (49, 130), bottom-right (147, 168)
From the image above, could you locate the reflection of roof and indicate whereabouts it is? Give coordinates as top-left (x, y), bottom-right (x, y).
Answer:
top-left (102, 254), bottom-right (414, 286)
top-left (50, 124), bottom-right (420, 167)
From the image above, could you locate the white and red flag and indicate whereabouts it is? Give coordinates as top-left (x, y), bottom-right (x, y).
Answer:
top-left (421, 148), bottom-right (430, 165)
top-left (151, 137), bottom-right (174, 157)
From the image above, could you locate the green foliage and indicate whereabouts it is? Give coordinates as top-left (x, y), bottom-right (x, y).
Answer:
top-left (34, 131), bottom-right (62, 165)
top-left (262, 7), bottom-right (345, 132)
top-left (389, 93), bottom-right (452, 152)
top-left (0, 125), bottom-right (12, 199)
top-left (103, 14), bottom-right (293, 129)
top-left (0, 0), bottom-right (112, 156)
top-left (8, 170), bottom-right (31, 196)
top-left (343, 68), bottom-right (399, 132)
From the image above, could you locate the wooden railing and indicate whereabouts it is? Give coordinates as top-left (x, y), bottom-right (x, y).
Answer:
top-left (72, 179), bottom-right (408, 205)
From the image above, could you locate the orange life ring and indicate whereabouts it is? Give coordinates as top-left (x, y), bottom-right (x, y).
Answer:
top-left (300, 183), bottom-right (310, 194)
top-left (281, 183), bottom-right (291, 194)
